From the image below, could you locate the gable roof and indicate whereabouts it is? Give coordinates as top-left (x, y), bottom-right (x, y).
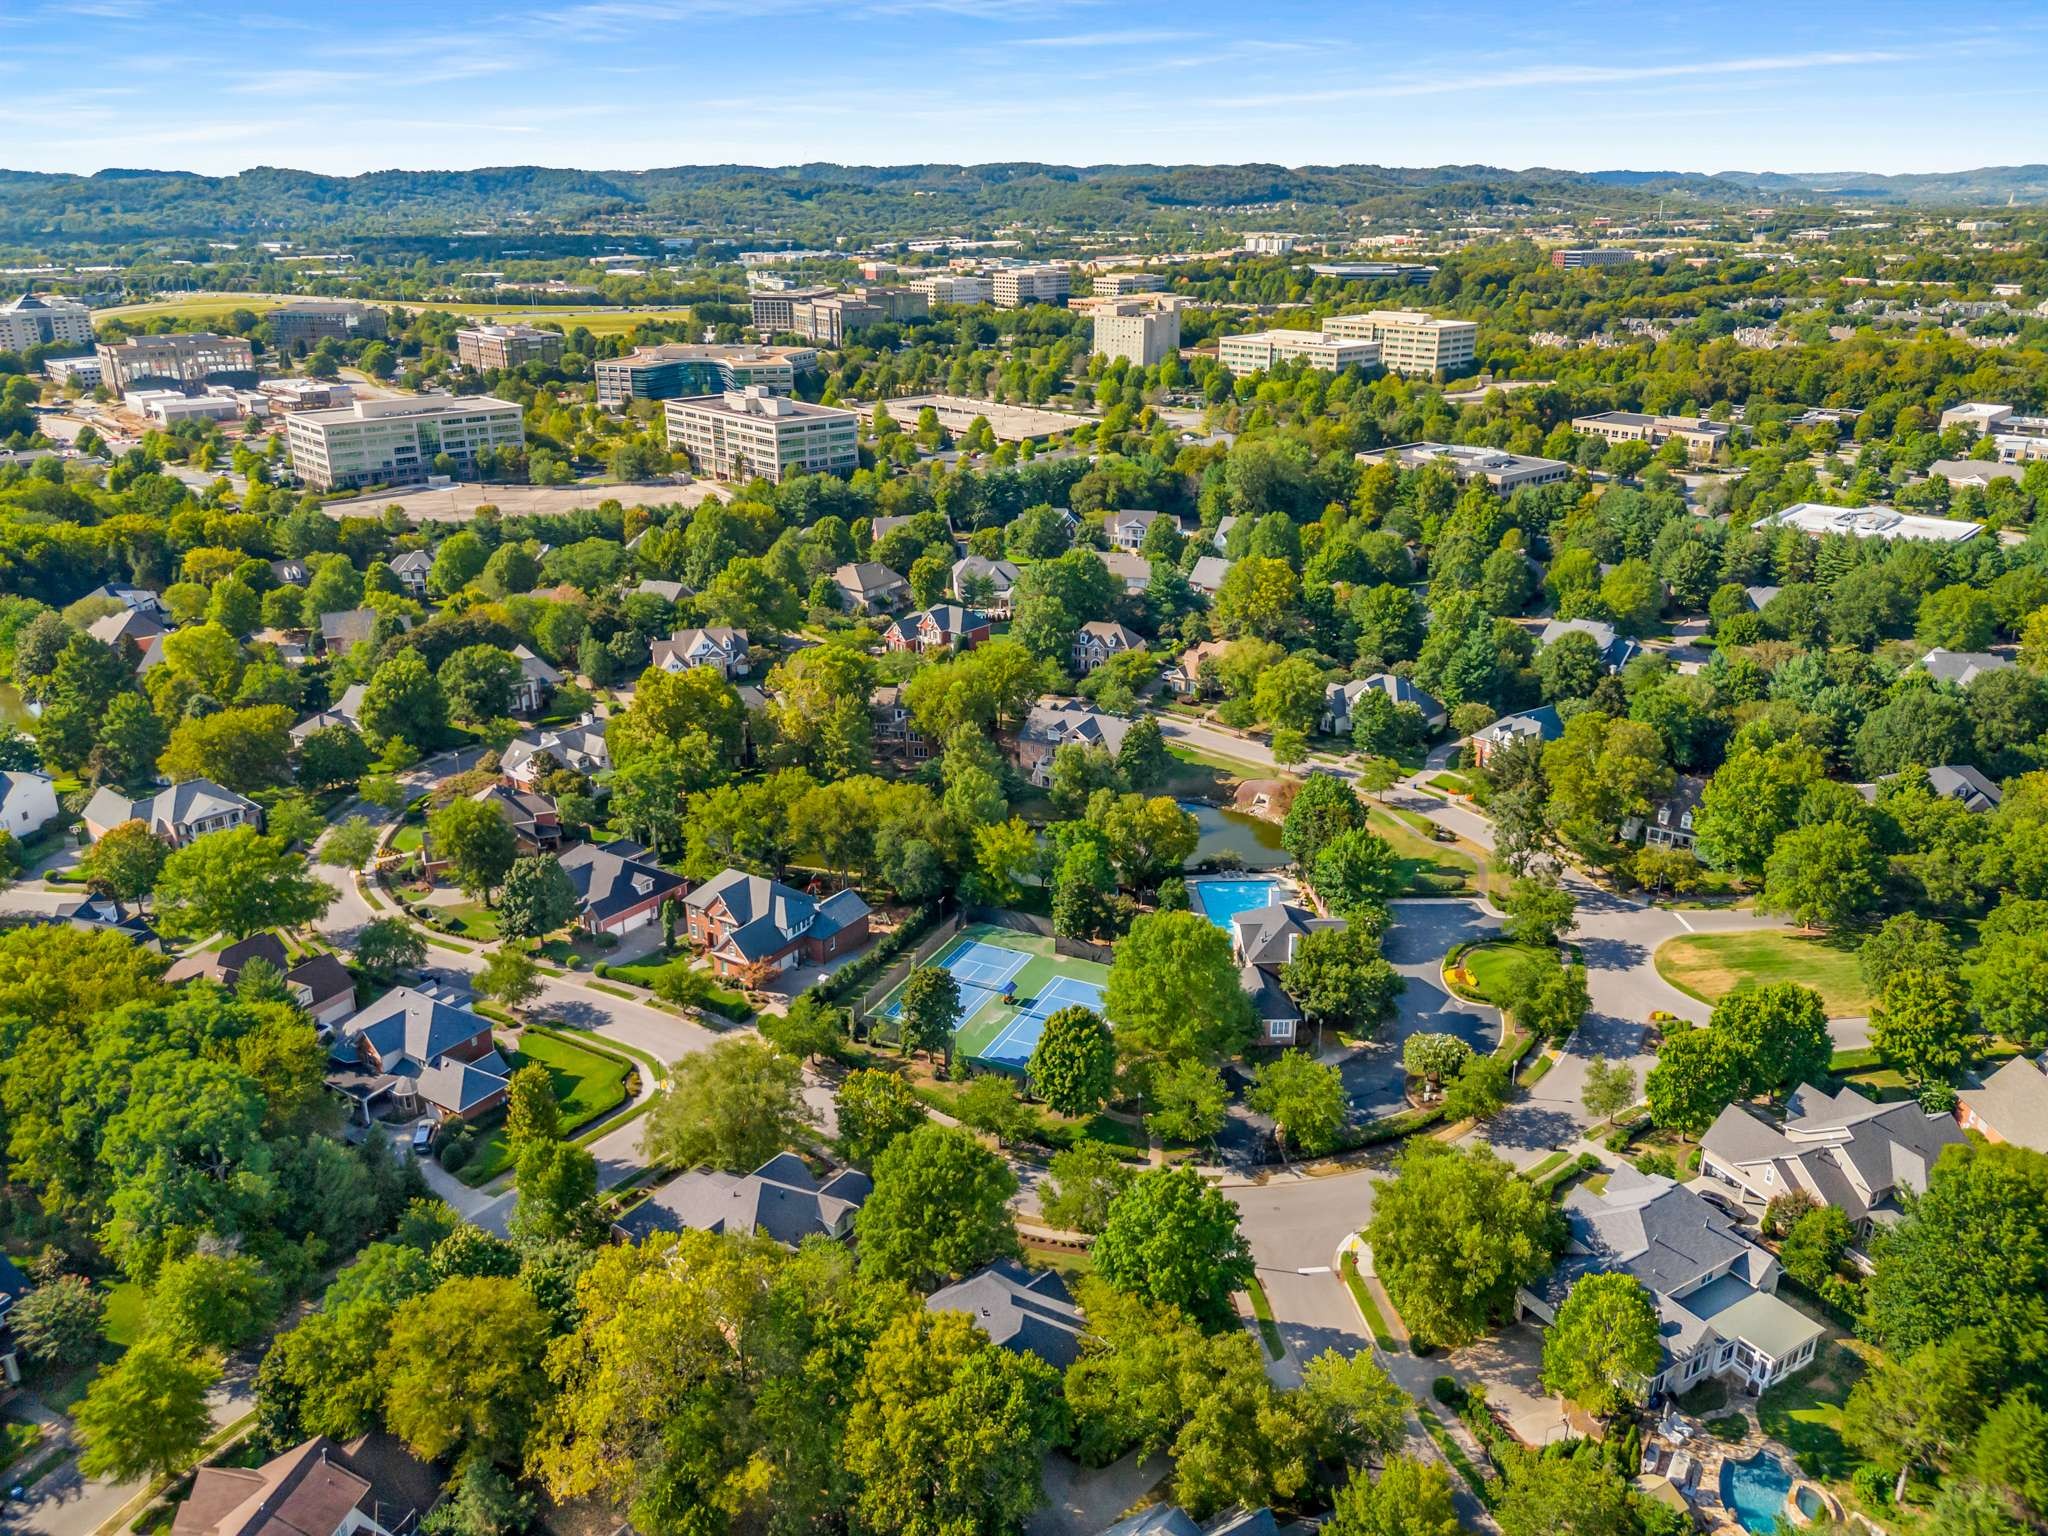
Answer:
top-left (1916, 647), bottom-right (2010, 687)
top-left (1960, 1056), bottom-right (2048, 1151)
top-left (173, 1434), bottom-right (438, 1536)
top-left (927, 1259), bottom-right (1084, 1367)
top-left (889, 604), bottom-right (986, 643)
top-left (1474, 704), bottom-right (1563, 748)
top-left (833, 560), bottom-right (909, 597)
top-left (1233, 899), bottom-right (1340, 968)
top-left (684, 867), bottom-right (869, 957)
top-left (616, 1152), bottom-right (872, 1246)
top-left (336, 986), bottom-right (491, 1070)
top-left (558, 840), bottom-right (684, 920)
top-left (1539, 617), bottom-right (1639, 668)
top-left (85, 778), bottom-right (259, 833)
top-left (952, 555), bottom-right (1020, 592)
top-left (1927, 763), bottom-right (2003, 811)
top-left (511, 643), bottom-right (562, 685)
top-left (1017, 697), bottom-right (1134, 755)
top-left (1701, 1085), bottom-right (1966, 1221)
top-left (1077, 620), bottom-right (1145, 650)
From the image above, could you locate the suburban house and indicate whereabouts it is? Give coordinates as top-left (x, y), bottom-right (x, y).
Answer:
top-left (1539, 617), bottom-right (1640, 672)
top-left (171, 1433), bottom-right (440, 1536)
top-left (1518, 1166), bottom-right (1824, 1400)
top-left (1104, 508), bottom-right (1169, 550)
top-left (631, 578), bottom-right (692, 604)
top-left (1623, 775), bottom-right (1707, 851)
top-left (87, 606), bottom-right (165, 651)
top-left (165, 933), bottom-right (357, 1029)
top-left (559, 839), bottom-right (686, 936)
top-left (283, 954), bottom-right (359, 1031)
top-left (1186, 554), bottom-right (1232, 596)
top-left (1927, 763), bottom-right (2003, 812)
top-left (613, 1151), bottom-right (872, 1246)
top-left (501, 714), bottom-right (609, 787)
top-left (1101, 551), bottom-right (1152, 595)
top-left (832, 560), bottom-right (911, 614)
top-left (291, 685), bottom-right (367, 743)
top-left (684, 868), bottom-right (872, 979)
top-left (326, 985), bottom-right (510, 1125)
top-left (83, 779), bottom-right (261, 846)
top-left (870, 683), bottom-right (934, 762)
top-left (1320, 674), bottom-right (1446, 735)
top-left (951, 556), bottom-right (1021, 616)
top-left (885, 604), bottom-right (990, 654)
top-left (82, 583), bottom-right (166, 617)
top-left (1699, 1083), bottom-right (1966, 1240)
top-left (1916, 648), bottom-right (2010, 688)
top-left (1231, 899), bottom-right (1341, 1044)
top-left (927, 1260), bottom-right (1085, 1368)
top-left (1956, 1056), bottom-right (2048, 1151)
top-left (651, 626), bottom-right (749, 678)
top-left (1011, 697), bottom-right (1134, 787)
top-left (44, 894), bottom-right (161, 948)
top-left (475, 783), bottom-right (562, 852)
top-left (1469, 704), bottom-right (1563, 768)
top-left (1072, 620), bottom-right (1146, 675)
top-left (0, 769), bottom-right (59, 842)
top-left (1161, 638), bottom-right (1231, 702)
top-left (317, 607), bottom-right (408, 655)
top-left (510, 645), bottom-right (561, 713)
top-left (388, 550), bottom-right (433, 597)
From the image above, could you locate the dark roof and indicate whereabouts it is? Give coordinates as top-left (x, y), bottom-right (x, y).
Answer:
top-left (616, 1153), bottom-right (871, 1247)
top-left (559, 840), bottom-right (685, 921)
top-left (336, 987), bottom-right (491, 1069)
top-left (286, 952), bottom-right (355, 1006)
top-left (1927, 763), bottom-right (2002, 812)
top-left (685, 868), bottom-right (870, 958)
top-left (172, 1433), bottom-right (438, 1536)
top-left (165, 931), bottom-right (289, 986)
top-left (926, 1259), bottom-right (1084, 1368)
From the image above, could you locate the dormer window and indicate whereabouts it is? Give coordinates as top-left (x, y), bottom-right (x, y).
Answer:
top-left (632, 874), bottom-right (654, 894)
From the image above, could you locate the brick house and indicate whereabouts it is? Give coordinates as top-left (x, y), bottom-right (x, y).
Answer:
top-left (884, 605), bottom-right (991, 654)
top-left (560, 839), bottom-right (686, 937)
top-left (684, 868), bottom-right (872, 979)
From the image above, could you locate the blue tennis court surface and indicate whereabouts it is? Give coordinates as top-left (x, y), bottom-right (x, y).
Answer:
top-left (1190, 877), bottom-right (1284, 931)
top-left (879, 937), bottom-right (1029, 1019)
top-left (977, 974), bottom-right (1108, 1070)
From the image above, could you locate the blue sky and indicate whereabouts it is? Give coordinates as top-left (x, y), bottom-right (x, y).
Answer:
top-left (3, 0), bottom-right (2042, 178)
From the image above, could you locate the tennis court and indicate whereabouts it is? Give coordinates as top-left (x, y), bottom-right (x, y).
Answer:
top-left (873, 923), bottom-right (1111, 1072)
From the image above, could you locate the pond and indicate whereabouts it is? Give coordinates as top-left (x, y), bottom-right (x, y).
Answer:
top-left (1720, 1449), bottom-right (1794, 1533)
top-left (1179, 799), bottom-right (1289, 871)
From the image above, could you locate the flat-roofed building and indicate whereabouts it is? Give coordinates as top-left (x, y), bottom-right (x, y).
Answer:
top-left (789, 294), bottom-right (882, 345)
top-left (750, 285), bottom-right (835, 334)
top-left (1306, 262), bottom-right (1435, 283)
top-left (44, 354), bottom-right (102, 388)
top-left (1321, 309), bottom-right (1478, 375)
top-left (1091, 295), bottom-right (1183, 367)
top-left (596, 343), bottom-right (815, 405)
top-left (992, 264), bottom-right (1070, 308)
top-left (0, 291), bottom-right (93, 350)
top-left (1551, 248), bottom-right (1638, 268)
top-left (1217, 327), bottom-right (1380, 374)
top-left (285, 394), bottom-right (525, 491)
top-left (664, 387), bottom-right (858, 481)
top-left (1095, 272), bottom-right (1166, 297)
top-left (97, 332), bottom-right (257, 396)
top-left (910, 273), bottom-right (993, 306)
top-left (1754, 502), bottom-right (1983, 545)
top-left (853, 284), bottom-right (929, 322)
top-left (455, 324), bottom-right (564, 371)
top-left (1571, 410), bottom-right (1730, 461)
top-left (858, 392), bottom-right (1089, 444)
top-left (269, 299), bottom-right (387, 347)
top-left (1363, 441), bottom-right (1572, 492)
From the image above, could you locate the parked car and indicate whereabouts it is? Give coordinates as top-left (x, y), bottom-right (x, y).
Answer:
top-left (411, 1120), bottom-right (436, 1154)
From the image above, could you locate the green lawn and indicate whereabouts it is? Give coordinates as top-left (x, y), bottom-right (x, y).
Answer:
top-left (1244, 1277), bottom-right (1285, 1360)
top-left (598, 957), bottom-right (753, 1020)
top-left (1456, 941), bottom-right (1557, 1005)
top-left (1760, 1338), bottom-right (1867, 1481)
top-left (457, 1030), bottom-right (634, 1185)
top-left (1340, 1253), bottom-right (1399, 1352)
top-left (102, 1279), bottom-right (149, 1348)
top-left (1364, 804), bottom-right (1477, 895)
top-left (391, 822), bottom-right (424, 854)
top-left (436, 901), bottom-right (503, 942)
top-left (1655, 931), bottom-right (1871, 1016)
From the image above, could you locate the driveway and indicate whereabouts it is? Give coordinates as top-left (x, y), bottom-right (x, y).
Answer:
top-left (1443, 1321), bottom-right (1573, 1447)
top-left (1344, 900), bottom-right (1503, 1118)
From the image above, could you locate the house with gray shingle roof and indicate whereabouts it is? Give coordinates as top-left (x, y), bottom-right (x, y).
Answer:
top-left (832, 561), bottom-right (911, 614)
top-left (612, 1152), bottom-right (871, 1246)
top-left (1010, 697), bottom-right (1134, 786)
top-left (559, 839), bottom-right (685, 937)
top-left (1927, 763), bottom-right (2002, 812)
top-left (683, 868), bottom-right (872, 980)
top-left (1230, 899), bottom-right (1344, 1046)
top-left (1539, 617), bottom-right (1639, 672)
top-left (1321, 673), bottom-right (1446, 735)
top-left (1915, 647), bottom-right (2010, 687)
top-left (1072, 620), bottom-right (1145, 675)
top-left (926, 1260), bottom-right (1084, 1368)
top-left (952, 556), bottom-right (1021, 616)
top-left (326, 985), bottom-right (509, 1124)
top-left (388, 549), bottom-right (433, 596)
top-left (83, 778), bottom-right (260, 847)
top-left (1957, 1056), bottom-right (2048, 1152)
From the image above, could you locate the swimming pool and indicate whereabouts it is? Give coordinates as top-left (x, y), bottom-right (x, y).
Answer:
top-left (1720, 1450), bottom-right (1793, 1533)
top-left (1190, 877), bottom-right (1284, 931)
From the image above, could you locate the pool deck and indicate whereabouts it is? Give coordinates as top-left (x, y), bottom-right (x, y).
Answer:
top-left (1644, 1401), bottom-right (1794, 1532)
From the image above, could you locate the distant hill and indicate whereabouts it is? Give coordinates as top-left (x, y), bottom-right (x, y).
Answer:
top-left (0, 161), bottom-right (2040, 244)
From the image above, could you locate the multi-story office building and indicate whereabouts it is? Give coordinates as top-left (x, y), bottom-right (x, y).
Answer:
top-left (790, 295), bottom-right (882, 346)
top-left (1305, 262), bottom-right (1436, 283)
top-left (596, 343), bottom-right (817, 406)
top-left (455, 324), bottom-right (565, 371)
top-left (853, 285), bottom-right (930, 322)
top-left (0, 291), bottom-right (94, 350)
top-left (1550, 248), bottom-right (1638, 269)
top-left (1321, 310), bottom-right (1479, 375)
top-left (97, 333), bottom-right (257, 396)
top-left (269, 300), bottom-right (387, 347)
top-left (44, 354), bottom-right (103, 388)
top-left (285, 394), bottom-right (525, 491)
top-left (750, 285), bottom-right (835, 334)
top-left (992, 265), bottom-right (1071, 308)
top-left (1215, 328), bottom-right (1380, 374)
top-left (663, 387), bottom-right (858, 482)
top-left (1091, 296), bottom-right (1183, 368)
top-left (1571, 410), bottom-right (1730, 461)
top-left (910, 273), bottom-right (993, 306)
top-left (1362, 441), bottom-right (1574, 492)
top-left (1095, 272), bottom-right (1166, 297)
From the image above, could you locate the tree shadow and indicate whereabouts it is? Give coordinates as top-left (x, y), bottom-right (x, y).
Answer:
top-left (1576, 934), bottom-right (1648, 972)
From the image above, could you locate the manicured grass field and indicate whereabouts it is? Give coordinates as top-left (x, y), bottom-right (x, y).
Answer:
top-left (1366, 805), bottom-right (1477, 896)
top-left (101, 1278), bottom-right (149, 1348)
top-left (1655, 931), bottom-right (1870, 1016)
top-left (458, 1030), bottom-right (634, 1185)
top-left (436, 900), bottom-right (503, 942)
top-left (1759, 1337), bottom-right (1867, 1481)
top-left (1458, 941), bottom-right (1558, 1005)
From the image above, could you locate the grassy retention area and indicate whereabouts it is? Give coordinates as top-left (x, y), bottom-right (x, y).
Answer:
top-left (1654, 931), bottom-right (1870, 1015)
top-left (458, 1030), bottom-right (634, 1186)
top-left (1449, 941), bottom-right (1556, 1004)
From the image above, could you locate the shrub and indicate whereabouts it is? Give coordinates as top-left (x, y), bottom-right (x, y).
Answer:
top-left (1636, 1150), bottom-right (1678, 1179)
top-left (1850, 1465), bottom-right (1892, 1508)
top-left (1433, 1375), bottom-right (1467, 1408)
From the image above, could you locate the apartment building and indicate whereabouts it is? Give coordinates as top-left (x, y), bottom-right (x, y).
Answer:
top-left (0, 291), bottom-right (93, 350)
top-left (1091, 295), bottom-right (1183, 368)
top-left (664, 387), bottom-right (858, 482)
top-left (97, 333), bottom-right (257, 396)
top-left (455, 324), bottom-right (565, 371)
top-left (910, 273), bottom-right (993, 306)
top-left (1550, 248), bottom-right (1638, 268)
top-left (750, 285), bottom-right (836, 333)
top-left (1571, 409), bottom-right (1731, 460)
top-left (1321, 309), bottom-right (1479, 375)
top-left (284, 394), bottom-right (525, 491)
top-left (269, 300), bottom-right (387, 347)
top-left (1095, 272), bottom-right (1166, 297)
top-left (596, 343), bottom-right (815, 405)
top-left (1216, 327), bottom-right (1380, 374)
top-left (993, 264), bottom-right (1071, 308)
top-left (1362, 441), bottom-right (1572, 492)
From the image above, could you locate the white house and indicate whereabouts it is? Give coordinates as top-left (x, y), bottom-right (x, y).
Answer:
top-left (0, 771), bottom-right (59, 843)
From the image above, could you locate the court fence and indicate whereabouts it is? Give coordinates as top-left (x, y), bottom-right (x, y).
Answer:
top-left (967, 905), bottom-right (1115, 966)
top-left (854, 909), bottom-right (964, 1032)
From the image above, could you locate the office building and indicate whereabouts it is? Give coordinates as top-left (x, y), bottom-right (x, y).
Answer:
top-left (750, 285), bottom-right (836, 334)
top-left (44, 354), bottom-right (102, 388)
top-left (284, 395), bottom-right (525, 491)
top-left (1216, 328), bottom-right (1380, 374)
top-left (1242, 234), bottom-right (1298, 255)
top-left (1321, 309), bottom-right (1479, 375)
top-left (992, 265), bottom-right (1071, 308)
top-left (663, 387), bottom-right (858, 482)
top-left (789, 294), bottom-right (881, 346)
top-left (1937, 402), bottom-right (2048, 461)
top-left (1571, 410), bottom-right (1730, 461)
top-left (596, 343), bottom-right (816, 405)
top-left (268, 300), bottom-right (387, 347)
top-left (1306, 262), bottom-right (1436, 284)
top-left (97, 332), bottom-right (257, 396)
top-left (853, 285), bottom-right (930, 322)
top-left (1551, 248), bottom-right (1638, 269)
top-left (0, 291), bottom-right (94, 350)
top-left (1362, 441), bottom-right (1572, 492)
top-left (1091, 295), bottom-right (1183, 368)
top-left (126, 388), bottom-right (250, 425)
top-left (1095, 272), bottom-right (1166, 297)
top-left (455, 324), bottom-right (564, 371)
top-left (1753, 503), bottom-right (1982, 545)
top-left (910, 273), bottom-right (993, 306)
